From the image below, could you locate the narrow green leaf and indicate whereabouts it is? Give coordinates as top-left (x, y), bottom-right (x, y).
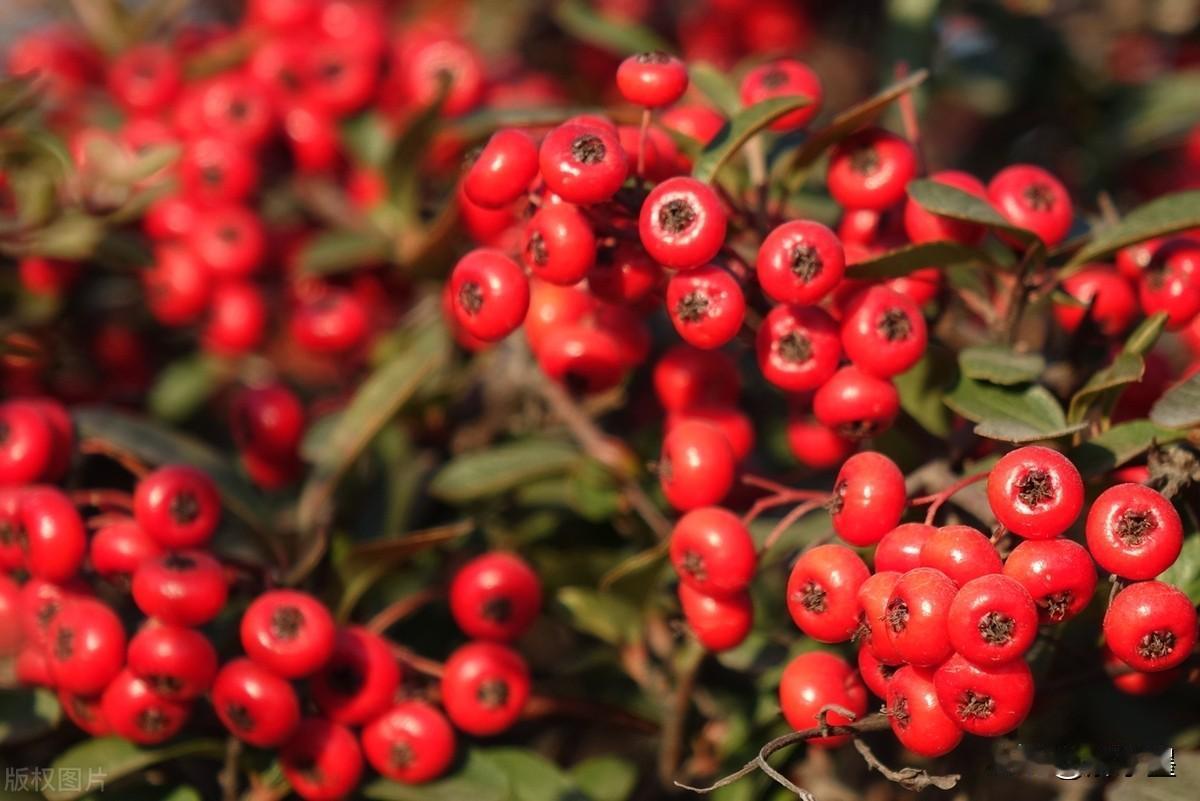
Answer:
top-left (46, 738), bottom-right (224, 801)
top-left (24, 213), bottom-right (105, 260)
top-left (959, 346), bottom-right (1046, 386)
top-left (1066, 189), bottom-right (1200, 269)
top-left (692, 97), bottom-right (811, 183)
top-left (571, 756), bottom-right (638, 801)
top-left (557, 587), bottom-right (641, 645)
top-left (429, 438), bottom-right (582, 504)
top-left (1069, 420), bottom-right (1185, 477)
top-left (388, 83), bottom-right (450, 213)
top-left (688, 62), bottom-right (740, 116)
top-left (846, 240), bottom-right (989, 280)
top-left (552, 0), bottom-right (672, 56)
top-left (0, 688), bottom-right (60, 746)
top-left (340, 112), bottom-right (392, 167)
top-left (1150, 371), bottom-right (1200, 430)
top-left (945, 376), bottom-right (1084, 442)
top-left (1067, 353), bottom-right (1145, 424)
top-left (296, 229), bottom-right (390, 276)
top-left (1123, 311), bottom-right (1169, 356)
top-left (147, 354), bottom-right (225, 422)
top-left (906, 179), bottom-right (1037, 243)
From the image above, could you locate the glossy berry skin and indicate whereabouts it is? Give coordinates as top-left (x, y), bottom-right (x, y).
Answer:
top-left (441, 642), bottom-right (530, 736)
top-left (17, 578), bottom-right (87, 649)
top-left (213, 658), bottom-right (301, 747)
top-left (589, 242), bottom-right (663, 304)
top-left (203, 282), bottom-right (267, 356)
top-left (143, 244), bottom-right (211, 326)
top-left (904, 170), bottom-right (987, 245)
top-left (933, 654), bottom-right (1034, 737)
top-left (132, 551), bottom-right (228, 627)
top-left (449, 553), bottom-right (543, 642)
top-left (188, 204), bottom-right (265, 280)
top-left (616, 52), bottom-right (689, 107)
top-left (522, 204), bottom-right (595, 285)
top-left (987, 164), bottom-right (1074, 247)
top-left (1086, 483), bottom-right (1182, 580)
top-left (523, 281), bottom-right (594, 353)
top-left (670, 507), bottom-right (756, 597)
top-left (826, 128), bottom-right (917, 211)
top-left (450, 249), bottom-right (531, 342)
top-left (857, 571), bottom-right (904, 664)
top-left (786, 544), bottom-right (870, 643)
top-left (857, 644), bottom-right (898, 699)
top-left (1103, 581), bottom-right (1197, 673)
top-left (1104, 645), bottom-right (1182, 695)
top-left (0, 401), bottom-right (54, 485)
top-left (310, 627), bottom-right (400, 726)
top-left (738, 60), bottom-right (822, 131)
top-left (89, 517), bottom-right (163, 579)
top-left (920, 525), bottom-right (1003, 587)
top-left (1137, 239), bottom-right (1200, 330)
top-left (829, 452), bottom-right (906, 547)
top-left (289, 289), bottom-right (370, 355)
top-left (241, 590), bottom-right (336, 679)
top-left (653, 346), bottom-right (740, 411)
top-left (874, 523), bottom-right (935, 573)
top-left (20, 486), bottom-right (87, 582)
top-left (659, 420), bottom-right (736, 511)
top-left (45, 598), bottom-right (126, 696)
top-left (107, 44), bottom-right (181, 113)
top-left (667, 405), bottom-right (754, 463)
top-left (362, 702), bottom-right (457, 784)
top-left (986, 446), bottom-right (1083, 539)
top-left (1002, 539), bottom-right (1096, 624)
top-left (756, 305), bottom-right (840, 392)
top-left (640, 177), bottom-right (727, 270)
top-left (464, 129), bottom-right (539, 209)
top-left (785, 416), bottom-right (854, 470)
top-left (666, 265), bottom-right (746, 349)
top-left (59, 689), bottom-right (111, 736)
top-left (538, 123), bottom-right (627, 205)
top-left (281, 719), bottom-right (363, 801)
top-left (886, 666), bottom-right (963, 757)
top-left (134, 465), bottom-right (222, 550)
top-left (1053, 265), bottom-right (1138, 336)
top-left (536, 325), bottom-right (629, 394)
top-left (812, 365), bottom-right (900, 439)
top-left (678, 583), bottom-right (753, 652)
top-left (778, 651), bottom-right (867, 747)
top-left (947, 574), bottom-right (1038, 666)
top-left (0, 575), bottom-right (21, 655)
top-left (884, 567), bottom-right (957, 667)
top-left (756, 220), bottom-right (845, 304)
top-left (231, 383), bottom-right (305, 460)
top-left (101, 669), bottom-right (191, 746)
top-left (127, 623), bottom-right (218, 701)
top-left (840, 285), bottom-right (927, 378)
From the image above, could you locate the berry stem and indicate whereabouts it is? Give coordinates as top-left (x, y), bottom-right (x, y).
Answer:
top-left (69, 489), bottom-right (134, 512)
top-left (387, 643), bottom-right (445, 678)
top-left (78, 437), bottom-right (151, 478)
top-left (910, 470), bottom-right (988, 525)
top-left (366, 588), bottom-right (441, 634)
top-left (762, 499), bottom-right (825, 552)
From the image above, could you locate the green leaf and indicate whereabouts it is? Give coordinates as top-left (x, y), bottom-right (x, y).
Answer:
top-left (1158, 531), bottom-right (1200, 604)
top-left (1069, 420), bottom-right (1185, 477)
top-left (906, 179), bottom-right (1037, 243)
top-left (24, 212), bottom-right (105, 260)
top-left (45, 738), bottom-right (224, 801)
top-left (557, 587), bottom-right (641, 646)
top-left (1120, 70), bottom-right (1200, 151)
top-left (364, 749), bottom-right (512, 801)
top-left (688, 62), bottom-right (740, 116)
top-left (846, 240), bottom-right (989, 280)
top-left (552, 0), bottom-right (672, 56)
top-left (692, 97), bottom-right (811, 183)
top-left (0, 688), bottom-right (60, 746)
top-left (945, 376), bottom-right (1085, 443)
top-left (1150, 372), bottom-right (1200, 430)
top-left (340, 111), bottom-right (393, 167)
top-left (1068, 353), bottom-right (1145, 424)
top-left (147, 354), bottom-right (225, 422)
top-left (429, 438), bottom-right (582, 504)
top-left (388, 83), bottom-right (450, 214)
top-left (894, 349), bottom-right (956, 437)
top-left (488, 749), bottom-right (590, 801)
top-left (571, 756), bottom-right (638, 801)
top-left (296, 229), bottom-right (390, 276)
top-left (959, 346), bottom-right (1046, 386)
top-left (1123, 311), bottom-right (1169, 356)
top-left (1066, 190), bottom-right (1200, 269)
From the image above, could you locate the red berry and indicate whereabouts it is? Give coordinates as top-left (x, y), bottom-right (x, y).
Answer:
top-left (946, 574), bottom-right (1038, 666)
top-left (311, 627), bottom-right (400, 726)
top-left (1103, 580), bottom-right (1197, 673)
top-left (874, 522), bottom-right (935, 573)
top-left (670, 507), bottom-right (756, 597)
top-left (58, 689), bottom-right (111, 736)
top-left (829, 451), bottom-right (906, 547)
top-left (17, 398), bottom-right (71, 482)
top-left (784, 415), bottom-right (854, 470)
top-left (464, 128), bottom-right (539, 209)
top-left (1103, 645), bottom-right (1182, 695)
top-left (1053, 265), bottom-right (1138, 336)
top-left (1086, 483), bottom-right (1183, 580)
top-left (127, 622), bottom-right (217, 701)
top-left (857, 643), bottom-right (898, 699)
top-left (886, 666), bottom-right (963, 757)
top-left (0, 574), bottom-right (22, 656)
top-left (248, 0), bottom-right (320, 32)
top-left (856, 570), bottom-right (904, 664)
top-left (393, 33), bottom-right (484, 118)
top-left (281, 719), bottom-right (363, 801)
top-left (538, 123), bottom-right (628, 205)
top-left (827, 128), bottom-right (917, 211)
top-left (1116, 237), bottom-right (1164, 281)
top-left (920, 524), bottom-right (1003, 587)
top-left (617, 51), bottom-right (689, 108)
top-left (213, 658), bottom-right (301, 747)
top-left (188, 204), bottom-right (266, 280)
top-left (639, 177), bottom-right (727, 269)
top-left (132, 551), bottom-right (228, 627)
top-left (666, 265), bottom-right (745, 349)
top-left (290, 289), bottom-right (370, 355)
top-left (933, 653), bottom-right (1034, 736)
top-left (535, 324), bottom-right (629, 394)
top-left (884, 567), bottom-right (957, 666)
top-left (89, 517), bottom-right (162, 580)
top-left (756, 220), bottom-right (845, 304)
top-left (143, 243), bottom-right (211, 326)
top-left (812, 365), bottom-right (900, 439)
top-left (756, 304), bottom-right (840, 391)
top-left (202, 281), bottom-right (267, 356)
top-left (678, 582), bottom-right (753, 652)
top-left (1002, 538), bottom-right (1096, 624)
top-left (653, 346), bottom-right (740, 411)
top-left (101, 669), bottom-right (191, 745)
top-left (193, 73), bottom-right (275, 147)
top-left (450, 249), bottom-right (531, 342)
top-left (589, 242), bottom-right (663, 304)
top-left (1137, 238), bottom-right (1200, 330)
top-left (0, 401), bottom-right (54, 485)
top-left (840, 285), bottom-right (927, 378)
top-left (107, 44), bottom-right (181, 113)
top-left (134, 465), bottom-right (221, 550)
top-left (449, 553), bottom-right (543, 642)
top-left (231, 383), bottom-right (305, 459)
top-left (178, 135), bottom-right (258, 205)
top-left (987, 164), bottom-right (1074, 247)
top-left (522, 204), bottom-right (596, 285)
top-left (304, 38), bottom-right (380, 116)
top-left (659, 420), bottom-right (736, 511)
top-left (45, 598), bottom-right (125, 696)
top-left (241, 590), bottom-right (336, 679)
top-left (362, 701), bottom-right (457, 784)
top-left (778, 651), bottom-right (867, 747)
top-left (20, 486), bottom-right (86, 582)
top-left (904, 170), bottom-right (987, 245)
top-left (738, 60), bottom-right (822, 131)
top-left (440, 641), bottom-right (530, 736)
top-left (987, 446), bottom-right (1083, 539)
top-left (786, 544), bottom-right (870, 643)
top-left (667, 404), bottom-right (755, 463)
top-left (660, 104), bottom-right (725, 147)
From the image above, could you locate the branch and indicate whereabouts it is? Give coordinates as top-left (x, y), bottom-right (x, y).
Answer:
top-left (853, 739), bottom-right (961, 791)
top-left (909, 471), bottom-right (988, 525)
top-left (658, 645), bottom-right (706, 787)
top-left (366, 589), bottom-right (441, 634)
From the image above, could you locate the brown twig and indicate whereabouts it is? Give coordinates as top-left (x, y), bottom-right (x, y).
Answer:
top-left (853, 738), bottom-right (961, 791)
top-left (389, 644), bottom-right (445, 679)
top-left (69, 489), bottom-right (134, 512)
top-left (366, 588), bottom-right (441, 634)
top-left (659, 644), bottom-right (706, 787)
top-left (219, 736), bottom-right (242, 801)
top-left (78, 437), bottom-right (150, 477)
top-left (523, 694), bottom-right (660, 734)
